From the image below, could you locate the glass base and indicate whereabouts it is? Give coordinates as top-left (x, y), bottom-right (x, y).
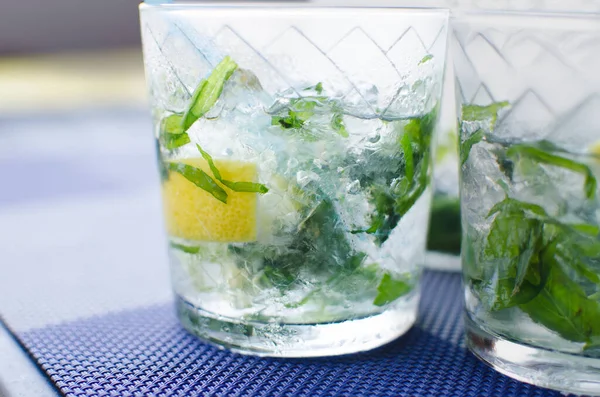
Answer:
top-left (465, 314), bottom-right (600, 396)
top-left (176, 295), bottom-right (418, 357)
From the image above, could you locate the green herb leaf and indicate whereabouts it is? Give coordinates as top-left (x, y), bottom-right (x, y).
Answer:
top-left (331, 112), bottom-right (349, 138)
top-left (353, 110), bottom-right (436, 245)
top-left (483, 203), bottom-right (545, 310)
top-left (303, 82), bottom-right (323, 94)
top-left (272, 98), bottom-right (318, 130)
top-left (419, 54), bottom-right (433, 65)
top-left (221, 180), bottom-right (269, 194)
top-left (167, 162), bottom-right (228, 203)
top-left (162, 132), bottom-right (191, 150)
top-left (272, 111), bottom-right (306, 129)
top-left (159, 114), bottom-right (190, 150)
top-left (196, 144), bottom-right (222, 181)
top-left (462, 101), bottom-right (510, 129)
top-left (195, 144), bottom-right (268, 194)
top-left (161, 114), bottom-right (185, 135)
top-left (460, 129), bottom-right (484, 166)
top-left (507, 143), bottom-right (597, 199)
top-left (521, 262), bottom-right (600, 344)
top-left (373, 273), bottom-right (412, 306)
top-left (183, 56), bottom-right (238, 131)
top-left (270, 86), bottom-right (348, 139)
top-left (170, 242), bottom-right (201, 254)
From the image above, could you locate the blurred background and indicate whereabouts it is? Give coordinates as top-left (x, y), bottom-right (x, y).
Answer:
top-left (0, 1), bottom-right (145, 114)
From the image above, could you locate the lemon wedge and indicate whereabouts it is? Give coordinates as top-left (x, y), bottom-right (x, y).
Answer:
top-left (162, 157), bottom-right (258, 242)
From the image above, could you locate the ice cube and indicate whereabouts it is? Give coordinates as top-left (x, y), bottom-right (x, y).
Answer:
top-left (461, 142), bottom-right (510, 223)
top-left (296, 170), bottom-right (320, 188)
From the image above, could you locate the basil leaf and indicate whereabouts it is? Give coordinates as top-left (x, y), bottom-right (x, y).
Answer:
top-left (168, 162), bottom-right (228, 204)
top-left (221, 180), bottom-right (269, 194)
top-left (270, 85), bottom-right (347, 139)
top-left (196, 144), bottom-right (222, 181)
top-left (373, 273), bottom-right (412, 306)
top-left (521, 262), bottom-right (600, 344)
top-left (460, 129), bottom-right (484, 166)
top-left (196, 144), bottom-right (268, 194)
top-left (507, 144), bottom-right (597, 199)
top-left (331, 111), bottom-right (348, 138)
top-left (161, 114), bottom-right (185, 135)
top-left (483, 208), bottom-right (545, 310)
top-left (462, 101), bottom-right (510, 127)
top-left (162, 132), bottom-right (191, 150)
top-left (183, 56), bottom-right (238, 131)
top-left (159, 114), bottom-right (190, 150)
top-left (170, 243), bottom-right (201, 254)
top-left (419, 54), bottom-right (433, 65)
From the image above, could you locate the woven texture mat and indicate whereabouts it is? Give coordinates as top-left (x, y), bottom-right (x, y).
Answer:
top-left (7, 271), bottom-right (562, 397)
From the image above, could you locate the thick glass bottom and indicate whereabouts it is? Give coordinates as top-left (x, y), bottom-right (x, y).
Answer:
top-left (465, 314), bottom-right (600, 396)
top-left (176, 295), bottom-right (418, 357)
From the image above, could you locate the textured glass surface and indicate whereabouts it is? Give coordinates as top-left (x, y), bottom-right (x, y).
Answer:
top-left (453, 10), bottom-right (600, 394)
top-left (140, 5), bottom-right (448, 355)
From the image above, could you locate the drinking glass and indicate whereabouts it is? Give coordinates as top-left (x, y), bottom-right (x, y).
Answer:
top-left (453, 8), bottom-right (600, 393)
top-left (140, 3), bottom-right (448, 357)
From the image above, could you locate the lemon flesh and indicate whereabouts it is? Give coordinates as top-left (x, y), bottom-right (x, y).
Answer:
top-left (162, 157), bottom-right (258, 242)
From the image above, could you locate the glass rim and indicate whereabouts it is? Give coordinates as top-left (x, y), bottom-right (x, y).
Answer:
top-left (453, 8), bottom-right (600, 19)
top-left (139, 2), bottom-right (450, 15)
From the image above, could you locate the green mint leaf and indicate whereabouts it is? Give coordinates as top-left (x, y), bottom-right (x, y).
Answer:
top-left (273, 111), bottom-right (305, 129)
top-left (460, 129), bottom-right (484, 166)
top-left (168, 162), bottom-right (228, 203)
top-left (183, 80), bottom-right (207, 130)
top-left (195, 144), bottom-right (268, 194)
top-left (521, 262), bottom-right (600, 344)
top-left (162, 132), bottom-right (191, 150)
top-left (161, 114), bottom-right (185, 135)
top-left (272, 98), bottom-right (321, 130)
top-left (271, 89), bottom-right (348, 139)
top-left (483, 206), bottom-right (545, 310)
top-left (221, 180), bottom-right (269, 194)
top-left (330, 112), bottom-right (349, 138)
top-left (315, 82), bottom-right (323, 94)
top-left (373, 273), bottom-right (412, 306)
top-left (419, 54), bottom-right (433, 65)
top-left (488, 197), bottom-right (547, 218)
top-left (507, 144), bottom-right (597, 199)
top-left (159, 114), bottom-right (190, 150)
top-left (356, 111), bottom-right (435, 245)
top-left (462, 101), bottom-right (510, 128)
top-left (183, 56), bottom-right (238, 131)
top-left (196, 144), bottom-right (222, 181)
top-left (570, 223), bottom-right (600, 237)
top-left (303, 82), bottom-right (324, 94)
top-left (170, 243), bottom-right (201, 254)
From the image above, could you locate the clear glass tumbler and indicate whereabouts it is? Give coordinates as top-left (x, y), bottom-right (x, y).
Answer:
top-left (140, 3), bottom-right (448, 357)
top-left (452, 9), bottom-right (600, 394)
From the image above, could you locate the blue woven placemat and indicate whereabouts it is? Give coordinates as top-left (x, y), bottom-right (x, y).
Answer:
top-left (7, 271), bottom-right (562, 397)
